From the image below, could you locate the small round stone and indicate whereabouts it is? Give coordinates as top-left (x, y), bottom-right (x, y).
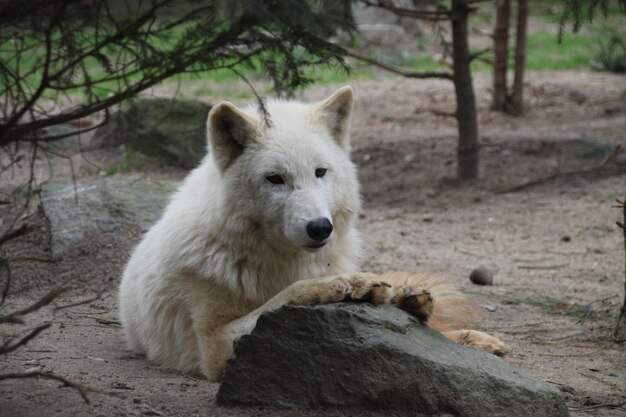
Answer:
top-left (470, 267), bottom-right (493, 286)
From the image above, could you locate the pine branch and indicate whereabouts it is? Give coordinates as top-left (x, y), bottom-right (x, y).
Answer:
top-left (359, 0), bottom-right (452, 21)
top-left (344, 49), bottom-right (453, 80)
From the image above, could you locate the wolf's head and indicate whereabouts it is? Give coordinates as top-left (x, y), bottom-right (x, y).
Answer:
top-left (206, 86), bottom-right (360, 253)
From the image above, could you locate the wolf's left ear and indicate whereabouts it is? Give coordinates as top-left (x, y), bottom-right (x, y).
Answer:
top-left (207, 101), bottom-right (259, 172)
top-left (313, 86), bottom-right (354, 151)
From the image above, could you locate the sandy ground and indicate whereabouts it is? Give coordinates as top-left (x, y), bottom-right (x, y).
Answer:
top-left (1, 71), bottom-right (626, 416)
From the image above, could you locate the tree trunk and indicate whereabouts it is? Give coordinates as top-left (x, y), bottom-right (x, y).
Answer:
top-left (511, 0), bottom-right (528, 113)
top-left (451, 0), bottom-right (479, 180)
top-left (491, 0), bottom-right (511, 111)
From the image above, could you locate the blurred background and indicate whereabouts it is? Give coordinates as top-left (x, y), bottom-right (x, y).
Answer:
top-left (1, 1), bottom-right (625, 416)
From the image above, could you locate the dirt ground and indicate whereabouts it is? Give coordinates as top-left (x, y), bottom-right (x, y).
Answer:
top-left (1, 71), bottom-right (625, 417)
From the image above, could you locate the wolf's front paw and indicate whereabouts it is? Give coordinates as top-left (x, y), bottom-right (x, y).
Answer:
top-left (369, 286), bottom-right (434, 322)
top-left (287, 274), bottom-right (434, 323)
top-left (398, 288), bottom-right (434, 322)
top-left (329, 273), bottom-right (391, 302)
top-left (287, 273), bottom-right (389, 305)
top-left (335, 273), bottom-right (435, 322)
top-left (343, 273), bottom-right (391, 300)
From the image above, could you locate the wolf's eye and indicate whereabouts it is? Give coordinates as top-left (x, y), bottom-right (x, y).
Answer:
top-left (315, 168), bottom-right (327, 178)
top-left (266, 174), bottom-right (284, 184)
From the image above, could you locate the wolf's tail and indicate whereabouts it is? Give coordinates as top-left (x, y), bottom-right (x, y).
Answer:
top-left (379, 271), bottom-right (482, 332)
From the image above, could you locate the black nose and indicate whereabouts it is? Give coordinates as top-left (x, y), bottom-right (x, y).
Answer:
top-left (306, 218), bottom-right (333, 241)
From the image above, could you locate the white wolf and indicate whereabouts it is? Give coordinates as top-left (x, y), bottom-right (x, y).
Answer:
top-left (119, 86), bottom-right (507, 381)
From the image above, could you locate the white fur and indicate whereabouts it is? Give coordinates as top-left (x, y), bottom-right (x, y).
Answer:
top-left (119, 87), bottom-right (361, 379)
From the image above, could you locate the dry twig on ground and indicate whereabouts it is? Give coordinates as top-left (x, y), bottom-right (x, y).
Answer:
top-left (498, 145), bottom-right (624, 194)
top-left (0, 287), bottom-right (68, 324)
top-left (0, 371), bottom-right (91, 403)
top-left (0, 286), bottom-right (90, 403)
top-left (0, 205), bottom-right (95, 402)
top-left (0, 222), bottom-right (35, 306)
top-left (610, 194), bottom-right (626, 342)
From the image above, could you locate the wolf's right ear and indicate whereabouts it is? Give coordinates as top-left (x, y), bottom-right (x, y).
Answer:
top-left (207, 102), bottom-right (259, 172)
top-left (313, 86), bottom-right (354, 152)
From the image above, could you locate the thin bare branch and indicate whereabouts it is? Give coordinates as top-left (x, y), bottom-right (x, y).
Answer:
top-left (5, 255), bottom-right (56, 263)
top-left (54, 290), bottom-right (104, 311)
top-left (0, 223), bottom-right (33, 246)
top-left (469, 47), bottom-right (492, 61)
top-left (230, 68), bottom-right (272, 128)
top-left (3, 2), bottom-right (65, 137)
top-left (24, 141), bottom-right (38, 207)
top-left (0, 370), bottom-right (91, 403)
top-left (0, 259), bottom-right (9, 306)
top-left (0, 323), bottom-right (51, 352)
top-left (0, 287), bottom-right (68, 324)
top-left (360, 0), bottom-right (452, 21)
top-left (611, 195), bottom-right (626, 342)
top-left (497, 145), bottom-right (624, 194)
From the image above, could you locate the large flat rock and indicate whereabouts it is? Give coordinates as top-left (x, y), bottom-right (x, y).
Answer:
top-left (217, 303), bottom-right (569, 417)
top-left (41, 176), bottom-right (176, 254)
top-left (93, 97), bottom-right (211, 168)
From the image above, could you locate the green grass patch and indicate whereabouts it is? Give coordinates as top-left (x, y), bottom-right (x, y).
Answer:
top-left (406, 55), bottom-right (448, 72)
top-left (525, 31), bottom-right (600, 70)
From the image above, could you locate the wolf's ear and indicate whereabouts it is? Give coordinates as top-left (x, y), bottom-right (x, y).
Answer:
top-left (313, 86), bottom-right (354, 151)
top-left (207, 101), bottom-right (259, 172)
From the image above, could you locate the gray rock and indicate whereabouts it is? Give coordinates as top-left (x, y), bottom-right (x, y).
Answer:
top-left (38, 124), bottom-right (85, 150)
top-left (217, 303), bottom-right (569, 417)
top-left (94, 97), bottom-right (211, 168)
top-left (334, 22), bottom-right (419, 59)
top-left (41, 176), bottom-right (177, 254)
